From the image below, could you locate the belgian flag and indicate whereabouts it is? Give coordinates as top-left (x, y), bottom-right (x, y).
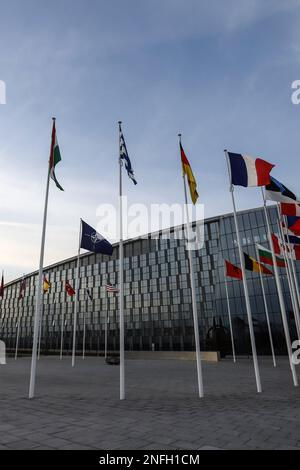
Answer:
top-left (244, 252), bottom-right (273, 275)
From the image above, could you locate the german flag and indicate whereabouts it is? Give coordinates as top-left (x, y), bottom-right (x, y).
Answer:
top-left (180, 143), bottom-right (199, 205)
top-left (243, 252), bottom-right (273, 275)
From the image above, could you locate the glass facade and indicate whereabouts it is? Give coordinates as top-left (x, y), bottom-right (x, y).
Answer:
top-left (0, 205), bottom-right (299, 355)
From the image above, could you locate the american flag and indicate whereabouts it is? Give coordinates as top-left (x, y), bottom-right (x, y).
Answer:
top-left (105, 284), bottom-right (119, 293)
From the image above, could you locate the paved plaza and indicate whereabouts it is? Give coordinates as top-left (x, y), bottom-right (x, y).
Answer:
top-left (0, 356), bottom-right (300, 450)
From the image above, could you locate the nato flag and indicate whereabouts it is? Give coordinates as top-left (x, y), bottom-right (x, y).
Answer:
top-left (80, 220), bottom-right (113, 256)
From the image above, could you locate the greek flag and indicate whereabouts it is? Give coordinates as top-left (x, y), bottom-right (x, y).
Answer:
top-left (119, 124), bottom-right (137, 185)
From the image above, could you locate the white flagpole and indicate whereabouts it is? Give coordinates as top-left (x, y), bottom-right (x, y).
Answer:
top-left (29, 118), bottom-right (54, 399)
top-left (282, 213), bottom-right (300, 308)
top-left (72, 219), bottom-right (82, 368)
top-left (105, 312), bottom-right (108, 360)
top-left (179, 135), bottom-right (204, 398)
top-left (224, 150), bottom-right (262, 393)
top-left (82, 313), bottom-right (86, 360)
top-left (261, 188), bottom-right (298, 386)
top-left (276, 218), bottom-right (300, 338)
top-left (60, 310), bottom-right (65, 360)
top-left (38, 302), bottom-right (44, 361)
top-left (255, 245), bottom-right (276, 367)
top-left (15, 319), bottom-right (20, 360)
top-left (224, 266), bottom-right (236, 363)
top-left (119, 122), bottom-right (125, 400)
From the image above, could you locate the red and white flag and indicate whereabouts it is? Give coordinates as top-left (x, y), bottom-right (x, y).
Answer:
top-left (105, 284), bottom-right (119, 293)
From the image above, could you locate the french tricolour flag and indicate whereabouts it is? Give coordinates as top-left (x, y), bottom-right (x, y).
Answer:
top-left (227, 152), bottom-right (275, 187)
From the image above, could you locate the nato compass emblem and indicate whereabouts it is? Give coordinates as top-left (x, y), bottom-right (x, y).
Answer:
top-left (88, 231), bottom-right (105, 247)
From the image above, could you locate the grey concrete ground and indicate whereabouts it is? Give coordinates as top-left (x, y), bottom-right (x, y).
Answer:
top-left (0, 356), bottom-right (300, 450)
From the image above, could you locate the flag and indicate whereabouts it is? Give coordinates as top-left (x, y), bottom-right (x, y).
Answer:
top-left (43, 276), bottom-right (51, 294)
top-left (285, 234), bottom-right (300, 246)
top-left (0, 272), bottom-right (4, 298)
top-left (80, 220), bottom-right (113, 256)
top-left (265, 177), bottom-right (298, 204)
top-left (243, 252), bottom-right (273, 275)
top-left (65, 281), bottom-right (75, 297)
top-left (49, 119), bottom-right (64, 191)
top-left (105, 284), bottom-right (119, 293)
top-left (119, 123), bottom-right (137, 185)
top-left (257, 244), bottom-right (286, 268)
top-left (19, 277), bottom-right (26, 300)
top-left (271, 233), bottom-right (282, 255)
top-left (225, 260), bottom-right (243, 280)
top-left (286, 216), bottom-right (300, 236)
top-left (227, 152), bottom-right (274, 187)
top-left (291, 245), bottom-right (300, 261)
top-left (86, 288), bottom-right (93, 301)
top-left (180, 143), bottom-right (199, 204)
top-left (281, 203), bottom-right (300, 217)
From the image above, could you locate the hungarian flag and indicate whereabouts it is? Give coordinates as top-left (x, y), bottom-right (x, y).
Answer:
top-left (225, 260), bottom-right (243, 280)
top-left (65, 281), bottom-right (75, 297)
top-left (0, 271), bottom-right (4, 298)
top-left (256, 244), bottom-right (285, 268)
top-left (180, 143), bottom-right (199, 205)
top-left (286, 216), bottom-right (300, 236)
top-left (43, 276), bottom-right (51, 294)
top-left (49, 119), bottom-right (64, 191)
top-left (244, 252), bottom-right (273, 275)
top-left (281, 203), bottom-right (300, 217)
top-left (227, 152), bottom-right (274, 187)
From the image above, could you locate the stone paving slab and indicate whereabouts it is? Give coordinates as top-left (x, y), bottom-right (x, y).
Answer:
top-left (0, 356), bottom-right (300, 450)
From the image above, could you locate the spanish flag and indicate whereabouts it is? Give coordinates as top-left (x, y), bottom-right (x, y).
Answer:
top-left (243, 253), bottom-right (273, 275)
top-left (43, 276), bottom-right (51, 294)
top-left (180, 143), bottom-right (199, 205)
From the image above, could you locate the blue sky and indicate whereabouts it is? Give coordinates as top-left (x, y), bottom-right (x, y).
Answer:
top-left (1, 0), bottom-right (300, 281)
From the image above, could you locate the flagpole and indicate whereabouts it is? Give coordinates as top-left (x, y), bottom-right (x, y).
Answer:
top-left (224, 266), bottom-right (236, 363)
top-left (38, 301), bottom-right (44, 360)
top-left (60, 310), bottom-right (65, 360)
top-left (82, 313), bottom-right (86, 360)
top-left (179, 134), bottom-right (204, 398)
top-left (105, 311), bottom-right (108, 360)
top-left (255, 245), bottom-right (276, 367)
top-left (282, 213), bottom-right (300, 308)
top-left (224, 150), bottom-right (261, 393)
top-left (15, 319), bottom-right (20, 360)
top-left (276, 218), bottom-right (300, 339)
top-left (119, 121), bottom-right (125, 400)
top-left (29, 118), bottom-right (54, 399)
top-left (72, 219), bottom-right (82, 368)
top-left (261, 188), bottom-right (298, 386)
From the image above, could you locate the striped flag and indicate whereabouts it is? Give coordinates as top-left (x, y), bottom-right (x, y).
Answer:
top-left (243, 252), bottom-right (273, 275)
top-left (105, 284), bottom-right (119, 293)
top-left (227, 152), bottom-right (274, 187)
top-left (49, 119), bottom-right (64, 191)
top-left (257, 244), bottom-right (286, 268)
top-left (180, 142), bottom-right (199, 204)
